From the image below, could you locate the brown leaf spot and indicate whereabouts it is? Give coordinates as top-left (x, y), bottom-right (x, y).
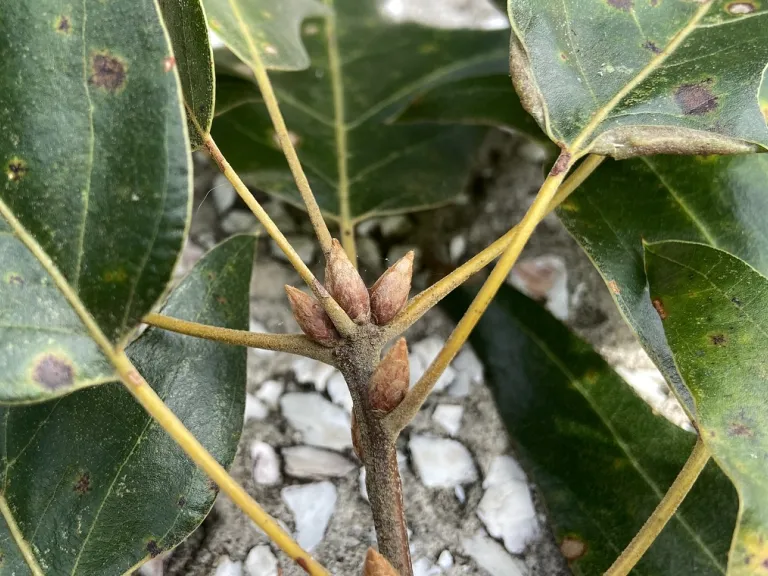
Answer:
top-left (55, 15), bottom-right (72, 34)
top-left (726, 2), bottom-right (756, 14)
top-left (559, 52), bottom-right (568, 61)
top-left (163, 56), bottom-right (176, 73)
top-left (89, 52), bottom-right (127, 92)
top-left (675, 80), bottom-right (718, 115)
top-left (5, 273), bottom-right (23, 286)
top-left (710, 333), bottom-right (727, 346)
top-left (33, 353), bottom-right (75, 390)
top-left (146, 540), bottom-right (163, 558)
top-left (177, 496), bottom-right (186, 508)
top-left (74, 473), bottom-right (90, 494)
top-left (652, 298), bottom-right (667, 320)
top-left (208, 478), bottom-right (219, 493)
top-left (560, 536), bottom-right (587, 561)
top-left (296, 557), bottom-right (310, 573)
top-left (729, 422), bottom-right (754, 437)
top-left (6, 157), bottom-right (28, 182)
top-left (650, 0), bottom-right (660, 6)
top-left (549, 153), bottom-right (572, 176)
top-left (643, 40), bottom-right (661, 54)
top-left (607, 0), bottom-right (633, 10)
top-left (608, 280), bottom-right (620, 294)
top-left (732, 296), bottom-right (743, 307)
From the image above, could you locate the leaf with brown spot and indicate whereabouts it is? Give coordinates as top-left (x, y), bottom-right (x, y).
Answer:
top-left (508, 0), bottom-right (768, 157)
top-left (647, 240), bottom-right (768, 574)
top-left (442, 283), bottom-right (738, 575)
top-left (0, 0), bottom-right (191, 403)
top-left (0, 236), bottom-right (254, 575)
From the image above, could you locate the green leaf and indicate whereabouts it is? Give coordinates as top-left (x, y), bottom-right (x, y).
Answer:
top-left (0, 235), bottom-right (254, 576)
top-left (203, 0), bottom-right (329, 72)
top-left (508, 0), bottom-right (768, 157)
top-left (158, 0), bottom-right (216, 149)
top-left (0, 1), bottom-right (191, 402)
top-left (646, 241), bottom-right (768, 575)
top-left (210, 0), bottom-right (507, 224)
top-left (442, 284), bottom-right (738, 575)
top-left (557, 154), bottom-right (768, 415)
top-left (393, 74), bottom-right (554, 149)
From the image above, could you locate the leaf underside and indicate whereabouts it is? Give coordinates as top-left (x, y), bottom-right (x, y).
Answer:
top-left (210, 0), bottom-right (508, 222)
top-left (646, 241), bottom-right (768, 576)
top-left (558, 154), bottom-right (768, 416)
top-left (0, 235), bottom-right (254, 576)
top-left (0, 0), bottom-right (191, 402)
top-left (509, 0), bottom-right (768, 157)
top-left (443, 284), bottom-right (737, 575)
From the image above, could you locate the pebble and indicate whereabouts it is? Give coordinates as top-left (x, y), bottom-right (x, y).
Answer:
top-left (409, 435), bottom-right (478, 488)
top-left (449, 235), bottom-right (467, 262)
top-left (211, 173), bottom-right (237, 214)
top-left (453, 346), bottom-right (484, 384)
top-left (244, 394), bottom-right (269, 422)
top-left (283, 445), bottom-right (356, 479)
top-left (412, 558), bottom-right (441, 576)
top-left (221, 210), bottom-right (262, 235)
top-left (291, 357), bottom-right (336, 392)
top-left (281, 481), bottom-right (337, 551)
top-left (244, 545), bottom-right (279, 576)
top-left (138, 555), bottom-right (165, 576)
top-left (454, 485), bottom-right (466, 504)
top-left (271, 236), bottom-right (315, 265)
top-left (379, 215), bottom-right (412, 238)
top-left (437, 550), bottom-right (454, 569)
top-left (280, 393), bottom-right (352, 450)
top-left (255, 379), bottom-right (284, 410)
top-left (432, 405), bottom-right (464, 436)
top-left (327, 371), bottom-right (354, 413)
top-left (462, 532), bottom-right (528, 576)
top-left (410, 337), bottom-right (457, 391)
top-left (214, 556), bottom-right (243, 576)
top-left (508, 255), bottom-right (569, 321)
top-left (477, 456), bottom-right (538, 554)
top-left (250, 441), bottom-right (281, 485)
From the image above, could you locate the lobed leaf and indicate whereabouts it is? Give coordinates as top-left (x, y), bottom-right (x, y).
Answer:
top-left (508, 0), bottom-right (768, 157)
top-left (558, 154), bottom-right (768, 416)
top-left (646, 240), bottom-right (768, 575)
top-left (0, 0), bottom-right (191, 402)
top-left (0, 235), bottom-right (254, 575)
top-left (158, 0), bottom-right (216, 149)
top-left (210, 0), bottom-right (508, 223)
top-left (443, 284), bottom-right (738, 575)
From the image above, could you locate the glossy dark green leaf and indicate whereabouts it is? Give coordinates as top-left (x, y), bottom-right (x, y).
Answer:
top-left (558, 154), bottom-right (768, 415)
top-left (0, 235), bottom-right (254, 576)
top-left (443, 284), bottom-right (738, 575)
top-left (646, 241), bottom-right (768, 575)
top-left (203, 0), bottom-right (328, 72)
top-left (394, 74), bottom-right (553, 148)
top-left (0, 1), bottom-right (191, 402)
top-left (210, 0), bottom-right (507, 224)
top-left (158, 0), bottom-right (216, 149)
top-left (508, 0), bottom-right (768, 157)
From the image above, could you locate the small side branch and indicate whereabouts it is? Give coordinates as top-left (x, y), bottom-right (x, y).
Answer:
top-left (605, 438), bottom-right (710, 576)
top-left (203, 135), bottom-right (356, 338)
top-left (384, 154), bottom-right (605, 340)
top-left (384, 152), bottom-right (575, 435)
top-left (112, 352), bottom-right (330, 576)
top-left (144, 313), bottom-right (335, 365)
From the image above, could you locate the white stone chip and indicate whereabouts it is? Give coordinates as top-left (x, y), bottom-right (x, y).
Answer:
top-left (255, 379), bottom-right (284, 410)
top-left (244, 394), bottom-right (269, 422)
top-left (214, 556), bottom-right (243, 576)
top-left (280, 393), bottom-right (352, 450)
top-left (271, 236), bottom-right (315, 265)
top-left (412, 558), bottom-right (441, 576)
top-left (244, 545), bottom-right (279, 576)
top-left (283, 445), bottom-right (356, 479)
top-left (449, 235), bottom-right (467, 262)
top-left (508, 255), bottom-right (569, 321)
top-left (281, 481), bottom-right (337, 551)
top-left (462, 532), bottom-right (528, 576)
top-left (291, 357), bottom-right (336, 392)
top-left (437, 550), bottom-right (454, 569)
top-left (453, 346), bottom-right (484, 384)
top-left (409, 435), bottom-right (478, 488)
top-left (411, 337), bottom-right (456, 392)
top-left (432, 405), bottom-right (464, 436)
top-left (454, 485), bottom-right (466, 504)
top-left (212, 174), bottom-right (237, 213)
top-left (327, 371), bottom-right (353, 413)
top-left (138, 555), bottom-right (165, 576)
top-left (250, 441), bottom-right (281, 485)
top-left (221, 211), bottom-right (261, 235)
top-left (359, 467), bottom-right (369, 502)
top-left (477, 456), bottom-right (539, 554)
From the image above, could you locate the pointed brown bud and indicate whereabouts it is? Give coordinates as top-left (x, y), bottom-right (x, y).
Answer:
top-left (369, 338), bottom-right (409, 413)
top-left (363, 548), bottom-right (398, 576)
top-left (285, 285), bottom-right (339, 347)
top-left (369, 251), bottom-right (414, 325)
top-left (325, 239), bottom-right (370, 324)
top-left (351, 413), bottom-right (363, 460)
